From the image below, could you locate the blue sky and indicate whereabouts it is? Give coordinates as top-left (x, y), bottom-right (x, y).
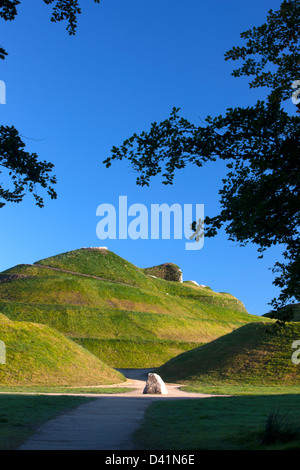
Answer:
top-left (0, 0), bottom-right (287, 316)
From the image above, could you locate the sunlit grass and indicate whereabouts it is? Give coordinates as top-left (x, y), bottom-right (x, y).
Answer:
top-left (0, 248), bottom-right (262, 369)
top-left (0, 385), bottom-right (132, 394)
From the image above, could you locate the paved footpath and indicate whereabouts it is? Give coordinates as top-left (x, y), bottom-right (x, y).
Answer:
top-left (17, 369), bottom-right (214, 450)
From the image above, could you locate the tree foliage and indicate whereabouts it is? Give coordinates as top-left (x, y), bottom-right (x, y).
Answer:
top-left (103, 0), bottom-right (300, 311)
top-left (224, 0), bottom-right (300, 103)
top-left (0, 0), bottom-right (102, 39)
top-left (0, 0), bottom-right (101, 208)
top-left (0, 126), bottom-right (57, 208)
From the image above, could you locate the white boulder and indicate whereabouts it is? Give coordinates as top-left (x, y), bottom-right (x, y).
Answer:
top-left (143, 373), bottom-right (168, 395)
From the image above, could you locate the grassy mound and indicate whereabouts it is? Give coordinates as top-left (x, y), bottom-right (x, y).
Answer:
top-left (0, 248), bottom-right (263, 368)
top-left (156, 322), bottom-right (300, 386)
top-left (34, 247), bottom-right (151, 287)
top-left (74, 338), bottom-right (201, 368)
top-left (0, 318), bottom-right (125, 386)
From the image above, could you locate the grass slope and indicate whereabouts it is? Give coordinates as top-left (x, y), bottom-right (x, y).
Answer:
top-left (0, 248), bottom-right (263, 368)
top-left (0, 315), bottom-right (124, 386)
top-left (156, 322), bottom-right (300, 386)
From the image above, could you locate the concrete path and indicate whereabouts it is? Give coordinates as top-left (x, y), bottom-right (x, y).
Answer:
top-left (17, 369), bottom-right (214, 450)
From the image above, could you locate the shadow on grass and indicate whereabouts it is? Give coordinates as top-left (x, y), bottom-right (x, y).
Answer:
top-left (0, 394), bottom-right (93, 450)
top-left (133, 394), bottom-right (300, 450)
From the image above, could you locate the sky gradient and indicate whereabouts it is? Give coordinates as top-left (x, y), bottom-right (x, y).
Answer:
top-left (0, 0), bottom-right (287, 316)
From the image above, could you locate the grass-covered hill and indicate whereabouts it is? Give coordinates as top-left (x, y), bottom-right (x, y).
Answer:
top-left (156, 322), bottom-right (300, 386)
top-left (0, 313), bottom-right (125, 386)
top-left (0, 247), bottom-right (263, 368)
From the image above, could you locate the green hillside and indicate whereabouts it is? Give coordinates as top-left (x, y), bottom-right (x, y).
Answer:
top-left (0, 314), bottom-right (125, 386)
top-left (0, 247), bottom-right (263, 368)
top-left (156, 322), bottom-right (300, 386)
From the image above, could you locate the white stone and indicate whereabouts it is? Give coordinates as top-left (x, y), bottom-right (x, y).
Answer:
top-left (143, 373), bottom-right (168, 395)
top-left (82, 247), bottom-right (108, 250)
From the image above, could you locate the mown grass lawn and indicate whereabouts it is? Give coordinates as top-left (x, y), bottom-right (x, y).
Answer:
top-left (0, 385), bottom-right (132, 394)
top-left (0, 394), bottom-right (94, 450)
top-left (133, 393), bottom-right (300, 450)
top-left (0, 384), bottom-right (134, 450)
top-left (182, 383), bottom-right (300, 396)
